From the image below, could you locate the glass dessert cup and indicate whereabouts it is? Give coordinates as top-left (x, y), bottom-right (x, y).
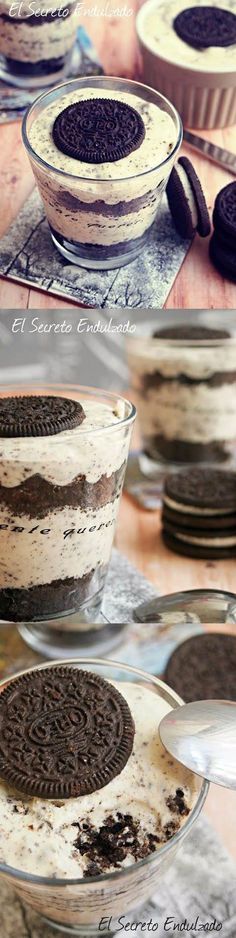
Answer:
top-left (0, 384), bottom-right (135, 657)
top-left (0, 0), bottom-right (79, 89)
top-left (126, 326), bottom-right (236, 477)
top-left (0, 657), bottom-right (209, 937)
top-left (22, 76), bottom-right (182, 270)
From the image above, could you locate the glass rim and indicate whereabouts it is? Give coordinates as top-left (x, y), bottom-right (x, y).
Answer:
top-left (0, 384), bottom-right (136, 440)
top-left (0, 656), bottom-right (209, 888)
top-left (22, 75), bottom-right (183, 184)
top-left (136, 0), bottom-right (236, 76)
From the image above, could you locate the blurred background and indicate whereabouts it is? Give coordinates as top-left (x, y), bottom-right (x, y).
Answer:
top-left (0, 309), bottom-right (235, 388)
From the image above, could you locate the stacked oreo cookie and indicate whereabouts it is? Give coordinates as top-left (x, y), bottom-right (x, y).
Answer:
top-left (165, 633), bottom-right (236, 702)
top-left (162, 467), bottom-right (236, 559)
top-left (209, 182), bottom-right (236, 282)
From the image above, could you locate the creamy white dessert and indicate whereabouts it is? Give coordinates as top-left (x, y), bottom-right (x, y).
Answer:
top-left (0, 681), bottom-right (198, 878)
top-left (141, 0), bottom-right (236, 71)
top-left (0, 396), bottom-right (131, 624)
top-left (127, 331), bottom-right (236, 464)
top-left (26, 84), bottom-right (178, 265)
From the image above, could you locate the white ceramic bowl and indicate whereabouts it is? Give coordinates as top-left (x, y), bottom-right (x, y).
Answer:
top-left (136, 0), bottom-right (236, 129)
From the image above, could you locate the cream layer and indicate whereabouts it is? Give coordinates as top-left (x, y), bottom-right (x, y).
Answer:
top-left (141, 0), bottom-right (236, 71)
top-left (0, 501), bottom-right (120, 588)
top-left (132, 384), bottom-right (236, 443)
top-left (164, 494), bottom-right (236, 516)
top-left (0, 681), bottom-right (198, 878)
top-left (0, 398), bottom-right (129, 487)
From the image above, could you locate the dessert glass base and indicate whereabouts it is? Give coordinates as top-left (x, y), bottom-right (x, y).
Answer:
top-left (51, 229), bottom-right (146, 270)
top-left (17, 615), bottom-right (128, 659)
top-left (0, 49), bottom-right (74, 89)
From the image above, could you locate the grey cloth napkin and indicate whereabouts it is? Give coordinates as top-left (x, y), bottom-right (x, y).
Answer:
top-left (1, 816), bottom-right (236, 937)
top-left (0, 188), bottom-right (191, 309)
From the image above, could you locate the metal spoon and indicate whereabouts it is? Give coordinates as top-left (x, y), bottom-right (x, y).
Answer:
top-left (159, 700), bottom-right (236, 789)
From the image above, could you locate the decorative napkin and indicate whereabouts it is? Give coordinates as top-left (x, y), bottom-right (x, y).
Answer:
top-left (1, 816), bottom-right (236, 937)
top-left (0, 189), bottom-right (191, 308)
top-left (0, 548), bottom-right (203, 680)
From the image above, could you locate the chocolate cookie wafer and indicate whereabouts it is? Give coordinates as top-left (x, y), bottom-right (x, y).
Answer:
top-left (162, 468), bottom-right (236, 559)
top-left (164, 633), bottom-right (236, 702)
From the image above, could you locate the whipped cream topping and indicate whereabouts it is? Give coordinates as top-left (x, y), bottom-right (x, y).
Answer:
top-left (139, 0), bottom-right (236, 72)
top-left (0, 680), bottom-right (198, 878)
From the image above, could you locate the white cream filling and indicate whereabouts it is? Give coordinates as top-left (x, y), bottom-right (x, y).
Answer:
top-left (139, 0), bottom-right (236, 72)
top-left (132, 384), bottom-right (236, 443)
top-left (164, 494), bottom-right (236, 516)
top-left (175, 163), bottom-right (198, 228)
top-left (177, 531), bottom-right (236, 547)
top-left (0, 681), bottom-right (198, 878)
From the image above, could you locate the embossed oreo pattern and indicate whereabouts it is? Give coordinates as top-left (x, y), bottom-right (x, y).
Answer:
top-left (0, 667), bottom-right (135, 798)
top-left (174, 5), bottom-right (236, 48)
top-left (52, 98), bottom-right (145, 163)
top-left (0, 395), bottom-right (85, 437)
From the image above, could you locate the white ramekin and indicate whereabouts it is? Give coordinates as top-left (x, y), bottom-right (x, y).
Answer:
top-left (136, 0), bottom-right (236, 129)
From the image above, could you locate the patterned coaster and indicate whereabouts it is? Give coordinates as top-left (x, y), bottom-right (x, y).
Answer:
top-left (0, 189), bottom-right (191, 308)
top-left (0, 816), bottom-right (236, 937)
top-left (0, 548), bottom-right (202, 680)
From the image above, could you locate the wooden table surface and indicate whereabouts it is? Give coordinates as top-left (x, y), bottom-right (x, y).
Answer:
top-left (116, 482), bottom-right (236, 862)
top-left (0, 0), bottom-right (236, 309)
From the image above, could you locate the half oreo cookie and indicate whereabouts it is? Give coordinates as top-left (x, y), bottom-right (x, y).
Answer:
top-left (52, 98), bottom-right (145, 163)
top-left (0, 395), bottom-right (85, 437)
top-left (0, 666), bottom-right (135, 799)
top-left (173, 6), bottom-right (236, 49)
top-left (166, 157), bottom-right (210, 239)
top-left (164, 633), bottom-right (236, 702)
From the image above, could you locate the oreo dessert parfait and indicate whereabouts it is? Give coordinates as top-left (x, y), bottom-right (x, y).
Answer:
top-left (127, 324), bottom-right (236, 468)
top-left (0, 0), bottom-right (79, 88)
top-left (0, 389), bottom-right (135, 649)
top-left (22, 76), bottom-right (182, 269)
top-left (137, 0), bottom-right (236, 128)
top-left (0, 661), bottom-right (206, 931)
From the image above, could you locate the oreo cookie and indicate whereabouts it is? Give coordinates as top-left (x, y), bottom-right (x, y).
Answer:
top-left (162, 468), bottom-right (236, 559)
top-left (173, 6), bottom-right (236, 49)
top-left (209, 232), bottom-right (236, 283)
top-left (164, 633), bottom-right (236, 702)
top-left (153, 325), bottom-right (230, 341)
top-left (52, 98), bottom-right (145, 164)
top-left (0, 395), bottom-right (85, 437)
top-left (0, 667), bottom-right (135, 799)
top-left (213, 181), bottom-right (236, 242)
top-left (165, 467), bottom-right (236, 509)
top-left (166, 157), bottom-right (210, 239)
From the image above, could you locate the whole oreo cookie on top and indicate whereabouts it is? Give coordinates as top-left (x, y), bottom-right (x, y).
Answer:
top-left (0, 666), bottom-right (135, 799)
top-left (0, 395), bottom-right (85, 437)
top-left (173, 6), bottom-right (236, 49)
top-left (213, 182), bottom-right (236, 242)
top-left (164, 633), bottom-right (236, 702)
top-left (52, 98), bottom-right (145, 164)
